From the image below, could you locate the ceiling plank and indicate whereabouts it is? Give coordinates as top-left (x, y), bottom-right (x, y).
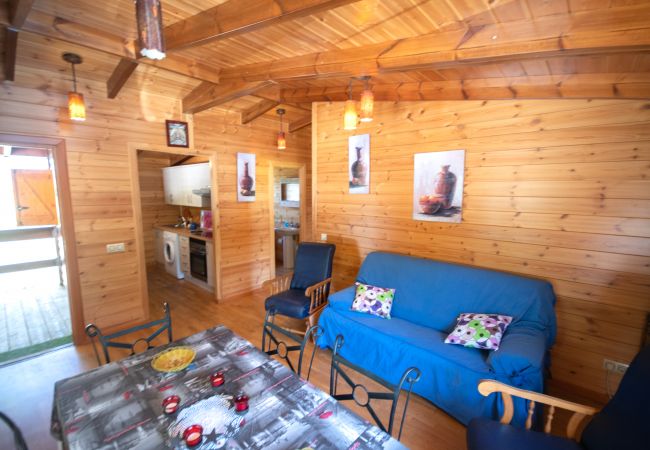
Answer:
top-left (278, 74), bottom-right (650, 102)
top-left (3, 27), bottom-right (18, 81)
top-left (240, 99), bottom-right (279, 124)
top-left (165, 0), bottom-right (362, 52)
top-left (288, 116), bottom-right (312, 133)
top-left (183, 80), bottom-right (276, 114)
top-left (16, 9), bottom-right (220, 84)
top-left (7, 0), bottom-right (34, 28)
top-left (106, 58), bottom-right (139, 99)
top-left (220, 5), bottom-right (650, 83)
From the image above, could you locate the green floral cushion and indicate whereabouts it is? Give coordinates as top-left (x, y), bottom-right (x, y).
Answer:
top-left (444, 313), bottom-right (512, 350)
top-left (351, 282), bottom-right (395, 319)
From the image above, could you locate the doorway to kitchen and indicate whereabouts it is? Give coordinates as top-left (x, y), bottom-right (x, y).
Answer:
top-left (268, 163), bottom-right (307, 279)
top-left (130, 147), bottom-right (220, 314)
top-left (0, 143), bottom-right (72, 364)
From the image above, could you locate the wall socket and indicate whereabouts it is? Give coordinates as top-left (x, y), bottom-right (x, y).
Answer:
top-left (603, 358), bottom-right (629, 375)
top-left (106, 243), bottom-right (126, 253)
top-left (320, 233), bottom-right (327, 241)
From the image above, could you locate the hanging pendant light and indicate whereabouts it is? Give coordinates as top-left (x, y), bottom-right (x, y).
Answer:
top-left (277, 108), bottom-right (287, 150)
top-left (135, 0), bottom-right (166, 60)
top-left (343, 80), bottom-right (358, 130)
top-left (359, 76), bottom-right (374, 123)
top-left (62, 52), bottom-right (86, 122)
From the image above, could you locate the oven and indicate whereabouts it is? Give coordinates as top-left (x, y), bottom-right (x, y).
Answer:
top-left (189, 238), bottom-right (208, 282)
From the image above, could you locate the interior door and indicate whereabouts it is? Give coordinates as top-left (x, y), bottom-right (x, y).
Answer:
top-left (12, 169), bottom-right (58, 226)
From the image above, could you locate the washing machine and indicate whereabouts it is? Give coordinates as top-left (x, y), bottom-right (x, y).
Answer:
top-left (163, 231), bottom-right (184, 279)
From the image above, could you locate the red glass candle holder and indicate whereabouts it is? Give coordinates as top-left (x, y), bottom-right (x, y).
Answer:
top-left (234, 392), bottom-right (249, 413)
top-left (162, 395), bottom-right (180, 414)
top-left (210, 370), bottom-right (225, 387)
top-left (183, 424), bottom-right (203, 447)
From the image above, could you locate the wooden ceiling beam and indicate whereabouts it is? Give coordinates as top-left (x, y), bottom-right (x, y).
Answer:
top-left (3, 27), bottom-right (18, 81)
top-left (183, 80), bottom-right (276, 114)
top-left (14, 9), bottom-right (221, 84)
top-left (288, 116), bottom-right (312, 133)
top-left (240, 99), bottom-right (279, 124)
top-left (278, 74), bottom-right (650, 102)
top-left (220, 5), bottom-right (650, 83)
top-left (106, 58), bottom-right (139, 99)
top-left (164, 0), bottom-right (362, 52)
top-left (7, 0), bottom-right (34, 28)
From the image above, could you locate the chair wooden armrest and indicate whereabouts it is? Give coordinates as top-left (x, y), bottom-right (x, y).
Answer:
top-left (305, 277), bottom-right (332, 315)
top-left (262, 272), bottom-right (293, 296)
top-left (477, 379), bottom-right (599, 440)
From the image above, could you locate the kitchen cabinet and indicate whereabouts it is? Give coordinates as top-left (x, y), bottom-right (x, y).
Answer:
top-left (162, 163), bottom-right (211, 207)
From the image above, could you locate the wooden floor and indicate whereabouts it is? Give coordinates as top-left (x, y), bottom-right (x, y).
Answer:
top-left (3, 264), bottom-right (596, 450)
top-left (0, 266), bottom-right (70, 355)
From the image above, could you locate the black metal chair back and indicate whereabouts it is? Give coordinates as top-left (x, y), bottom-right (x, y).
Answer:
top-left (262, 310), bottom-right (322, 381)
top-left (85, 302), bottom-right (172, 365)
top-left (329, 334), bottom-right (421, 441)
top-left (0, 412), bottom-right (28, 450)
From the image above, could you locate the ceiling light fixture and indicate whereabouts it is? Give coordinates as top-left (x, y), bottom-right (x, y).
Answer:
top-left (135, 0), bottom-right (166, 60)
top-left (359, 75), bottom-right (374, 123)
top-left (277, 108), bottom-right (286, 150)
top-left (343, 80), bottom-right (358, 130)
top-left (62, 52), bottom-right (86, 122)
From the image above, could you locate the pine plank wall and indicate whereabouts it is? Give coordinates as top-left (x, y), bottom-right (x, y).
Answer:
top-left (312, 99), bottom-right (650, 398)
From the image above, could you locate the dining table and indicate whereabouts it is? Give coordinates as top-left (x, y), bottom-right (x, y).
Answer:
top-left (51, 324), bottom-right (407, 449)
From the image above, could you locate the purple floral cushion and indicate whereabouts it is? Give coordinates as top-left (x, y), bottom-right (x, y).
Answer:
top-left (444, 313), bottom-right (512, 350)
top-left (350, 282), bottom-right (395, 319)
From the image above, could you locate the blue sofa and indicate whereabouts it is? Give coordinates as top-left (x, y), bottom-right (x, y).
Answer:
top-left (317, 252), bottom-right (557, 425)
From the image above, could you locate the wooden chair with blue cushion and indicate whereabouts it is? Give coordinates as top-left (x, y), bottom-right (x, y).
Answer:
top-left (85, 302), bottom-right (173, 365)
top-left (467, 344), bottom-right (650, 450)
top-left (263, 242), bottom-right (335, 333)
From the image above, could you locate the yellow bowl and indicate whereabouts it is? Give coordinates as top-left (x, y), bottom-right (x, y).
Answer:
top-left (151, 346), bottom-right (196, 373)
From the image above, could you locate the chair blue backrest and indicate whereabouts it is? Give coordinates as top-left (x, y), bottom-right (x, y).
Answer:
top-left (581, 345), bottom-right (650, 450)
top-left (290, 243), bottom-right (336, 291)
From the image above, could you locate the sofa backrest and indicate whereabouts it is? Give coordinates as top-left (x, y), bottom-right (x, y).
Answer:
top-left (356, 252), bottom-right (556, 341)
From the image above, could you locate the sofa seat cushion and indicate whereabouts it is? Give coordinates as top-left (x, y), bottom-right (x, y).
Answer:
top-left (265, 289), bottom-right (309, 318)
top-left (467, 418), bottom-right (583, 450)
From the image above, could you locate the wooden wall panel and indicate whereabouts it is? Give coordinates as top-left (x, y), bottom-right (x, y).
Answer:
top-left (312, 99), bottom-right (650, 398)
top-left (194, 111), bottom-right (312, 298)
top-left (137, 153), bottom-right (179, 265)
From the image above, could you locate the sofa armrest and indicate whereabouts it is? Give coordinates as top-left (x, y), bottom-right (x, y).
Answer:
top-left (487, 325), bottom-right (548, 379)
top-left (327, 285), bottom-right (357, 310)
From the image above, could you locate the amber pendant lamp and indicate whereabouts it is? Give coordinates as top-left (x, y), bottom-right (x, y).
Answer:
top-left (62, 52), bottom-right (86, 122)
top-left (277, 108), bottom-right (287, 150)
top-left (135, 0), bottom-right (166, 60)
top-left (343, 80), bottom-right (358, 130)
top-left (359, 76), bottom-right (374, 123)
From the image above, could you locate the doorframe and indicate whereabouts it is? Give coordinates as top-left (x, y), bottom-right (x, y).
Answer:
top-left (267, 161), bottom-right (307, 280)
top-left (127, 143), bottom-right (222, 311)
top-left (0, 134), bottom-right (84, 345)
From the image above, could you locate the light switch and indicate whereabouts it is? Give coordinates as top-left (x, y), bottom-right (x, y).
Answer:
top-left (106, 243), bottom-right (126, 253)
top-left (320, 233), bottom-right (327, 241)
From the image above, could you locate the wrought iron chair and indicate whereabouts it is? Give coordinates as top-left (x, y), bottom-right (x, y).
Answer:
top-left (85, 302), bottom-right (172, 365)
top-left (0, 412), bottom-right (28, 450)
top-left (329, 334), bottom-right (421, 441)
top-left (467, 344), bottom-right (650, 450)
top-left (263, 242), bottom-right (335, 335)
top-left (262, 319), bottom-right (322, 380)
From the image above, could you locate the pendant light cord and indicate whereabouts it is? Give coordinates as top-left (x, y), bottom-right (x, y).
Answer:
top-left (71, 62), bottom-right (78, 92)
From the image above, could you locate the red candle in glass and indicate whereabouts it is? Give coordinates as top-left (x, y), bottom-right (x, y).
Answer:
top-left (210, 370), bottom-right (225, 387)
top-left (162, 395), bottom-right (180, 414)
top-left (183, 424), bottom-right (203, 447)
top-left (234, 392), bottom-right (249, 412)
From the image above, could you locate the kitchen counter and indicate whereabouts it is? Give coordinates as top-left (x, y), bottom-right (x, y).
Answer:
top-left (155, 224), bottom-right (213, 242)
top-left (274, 227), bottom-right (299, 236)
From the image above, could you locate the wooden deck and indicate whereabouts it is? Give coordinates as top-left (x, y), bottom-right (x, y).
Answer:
top-left (0, 266), bottom-right (70, 358)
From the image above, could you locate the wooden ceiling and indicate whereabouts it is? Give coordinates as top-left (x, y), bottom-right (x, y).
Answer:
top-left (2, 0), bottom-right (649, 124)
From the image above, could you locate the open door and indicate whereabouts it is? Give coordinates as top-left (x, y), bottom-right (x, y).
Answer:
top-left (12, 169), bottom-right (58, 226)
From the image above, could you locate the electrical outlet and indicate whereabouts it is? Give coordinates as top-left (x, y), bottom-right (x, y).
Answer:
top-left (603, 358), bottom-right (629, 375)
top-left (320, 233), bottom-right (327, 241)
top-left (106, 243), bottom-right (126, 253)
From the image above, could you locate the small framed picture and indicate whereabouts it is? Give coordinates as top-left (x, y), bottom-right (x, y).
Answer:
top-left (165, 120), bottom-right (189, 148)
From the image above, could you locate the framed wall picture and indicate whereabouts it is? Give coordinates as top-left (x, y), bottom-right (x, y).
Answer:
top-left (237, 152), bottom-right (256, 202)
top-left (166, 120), bottom-right (189, 148)
top-left (413, 149), bottom-right (465, 223)
top-left (349, 134), bottom-right (370, 194)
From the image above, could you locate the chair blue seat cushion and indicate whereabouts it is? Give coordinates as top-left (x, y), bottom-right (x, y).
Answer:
top-left (467, 418), bottom-right (583, 450)
top-left (265, 289), bottom-right (310, 319)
